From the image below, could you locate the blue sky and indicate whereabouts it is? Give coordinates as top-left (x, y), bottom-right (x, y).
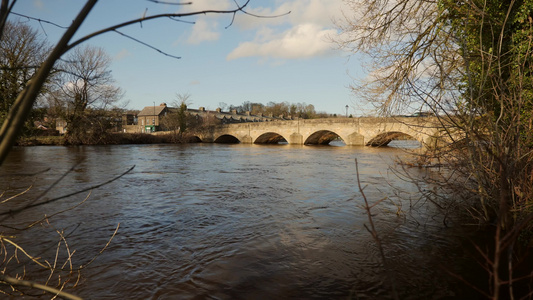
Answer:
top-left (11, 0), bottom-right (367, 115)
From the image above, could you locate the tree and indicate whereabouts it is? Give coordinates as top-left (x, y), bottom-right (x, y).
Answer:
top-left (218, 102), bottom-right (229, 111)
top-left (0, 20), bottom-right (50, 132)
top-left (50, 45), bottom-right (123, 144)
top-left (160, 93), bottom-right (199, 142)
top-left (175, 93), bottom-right (191, 135)
top-left (289, 103), bottom-right (297, 116)
top-left (335, 0), bottom-right (533, 298)
top-left (226, 101), bottom-right (319, 118)
top-left (296, 103), bottom-right (316, 119)
top-left (265, 101), bottom-right (289, 117)
top-left (0, 21), bottom-right (48, 113)
top-left (334, 0), bottom-right (456, 115)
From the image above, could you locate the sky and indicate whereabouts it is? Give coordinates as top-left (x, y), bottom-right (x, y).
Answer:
top-left (10, 0), bottom-right (368, 116)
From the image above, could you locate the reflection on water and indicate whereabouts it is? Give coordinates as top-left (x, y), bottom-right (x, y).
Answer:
top-left (387, 139), bottom-right (422, 149)
top-left (0, 144), bottom-right (474, 299)
top-left (328, 139), bottom-right (346, 147)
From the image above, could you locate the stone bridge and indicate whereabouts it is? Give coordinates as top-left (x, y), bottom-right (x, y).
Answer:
top-left (191, 117), bottom-right (443, 147)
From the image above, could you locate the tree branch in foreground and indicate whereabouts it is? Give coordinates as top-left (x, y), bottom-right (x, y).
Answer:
top-left (355, 158), bottom-right (398, 300)
top-left (0, 274), bottom-right (83, 300)
top-left (0, 165), bottom-right (135, 219)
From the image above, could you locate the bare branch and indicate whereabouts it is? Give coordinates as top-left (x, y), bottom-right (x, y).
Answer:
top-left (22, 191), bottom-right (92, 231)
top-left (113, 29), bottom-right (181, 59)
top-left (0, 273), bottom-right (82, 300)
top-left (0, 0), bottom-right (16, 40)
top-left (0, 164), bottom-right (81, 225)
top-left (0, 168), bottom-right (50, 178)
top-left (168, 16), bottom-right (195, 25)
top-left (146, 0), bottom-right (192, 4)
top-left (0, 185), bottom-right (32, 204)
top-left (77, 223), bottom-right (120, 270)
top-left (354, 158), bottom-right (399, 300)
top-left (225, 0), bottom-right (291, 29)
top-left (0, 165), bottom-right (135, 218)
top-left (65, 0), bottom-right (254, 51)
top-left (9, 11), bottom-right (69, 29)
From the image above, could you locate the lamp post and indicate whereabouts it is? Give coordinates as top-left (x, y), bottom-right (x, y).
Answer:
top-left (153, 101), bottom-right (155, 132)
top-left (345, 105), bottom-right (349, 118)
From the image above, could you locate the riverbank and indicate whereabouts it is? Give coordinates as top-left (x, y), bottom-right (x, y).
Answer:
top-left (15, 132), bottom-right (197, 146)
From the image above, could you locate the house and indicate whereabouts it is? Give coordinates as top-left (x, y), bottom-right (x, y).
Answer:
top-left (137, 103), bottom-right (169, 133)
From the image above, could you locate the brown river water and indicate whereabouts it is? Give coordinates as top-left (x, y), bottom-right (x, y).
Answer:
top-left (0, 142), bottom-right (482, 299)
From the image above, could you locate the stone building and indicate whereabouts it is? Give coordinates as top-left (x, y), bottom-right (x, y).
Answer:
top-left (137, 103), bottom-right (169, 133)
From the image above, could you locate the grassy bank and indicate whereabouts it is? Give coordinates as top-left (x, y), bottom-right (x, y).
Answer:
top-left (16, 136), bottom-right (66, 146)
top-left (15, 132), bottom-right (198, 146)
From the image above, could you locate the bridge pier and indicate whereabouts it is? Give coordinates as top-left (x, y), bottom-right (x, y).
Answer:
top-left (241, 135), bottom-right (252, 144)
top-left (289, 133), bottom-right (303, 145)
top-left (346, 133), bottom-right (365, 146)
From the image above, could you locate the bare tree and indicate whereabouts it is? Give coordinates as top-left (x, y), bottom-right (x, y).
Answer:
top-left (160, 93), bottom-right (195, 142)
top-left (59, 46), bottom-right (121, 112)
top-left (218, 102), bottom-right (229, 111)
top-left (0, 20), bottom-right (50, 127)
top-left (175, 93), bottom-right (191, 134)
top-left (335, 0), bottom-right (533, 298)
top-left (51, 45), bottom-right (123, 144)
top-left (334, 0), bottom-right (459, 116)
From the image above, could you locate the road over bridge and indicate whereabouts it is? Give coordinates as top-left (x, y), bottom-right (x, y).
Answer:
top-left (191, 117), bottom-right (443, 147)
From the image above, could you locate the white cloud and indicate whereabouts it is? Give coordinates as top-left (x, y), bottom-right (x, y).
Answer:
top-left (178, 0), bottom-right (232, 13)
top-left (177, 0), bottom-right (345, 58)
top-left (176, 0), bottom-right (236, 45)
top-left (226, 0), bottom-right (345, 60)
top-left (186, 18), bottom-right (220, 44)
top-left (33, 0), bottom-right (44, 9)
top-left (235, 0), bottom-right (342, 30)
top-left (227, 23), bottom-right (336, 60)
top-left (115, 49), bottom-right (132, 61)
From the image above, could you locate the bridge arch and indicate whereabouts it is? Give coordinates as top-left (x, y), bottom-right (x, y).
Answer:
top-left (305, 130), bottom-right (344, 145)
top-left (214, 134), bottom-right (240, 143)
top-left (254, 132), bottom-right (288, 144)
top-left (366, 131), bottom-right (419, 147)
top-left (187, 135), bottom-right (202, 143)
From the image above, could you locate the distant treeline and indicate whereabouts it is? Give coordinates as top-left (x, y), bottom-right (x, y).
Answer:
top-left (222, 101), bottom-right (333, 119)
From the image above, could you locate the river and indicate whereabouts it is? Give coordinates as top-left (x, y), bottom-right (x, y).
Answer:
top-left (0, 143), bottom-right (479, 299)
